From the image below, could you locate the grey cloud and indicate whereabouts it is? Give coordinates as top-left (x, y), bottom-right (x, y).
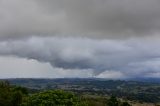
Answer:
top-left (0, 37), bottom-right (160, 78)
top-left (0, 0), bottom-right (160, 39)
top-left (0, 56), bottom-right (93, 78)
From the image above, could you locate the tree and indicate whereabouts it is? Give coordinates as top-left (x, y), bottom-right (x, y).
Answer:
top-left (107, 96), bottom-right (132, 106)
top-left (107, 96), bottom-right (119, 106)
top-left (0, 81), bottom-right (28, 106)
top-left (11, 91), bottom-right (23, 106)
top-left (0, 81), bottom-right (12, 106)
top-left (120, 101), bottom-right (131, 106)
top-left (23, 90), bottom-right (88, 106)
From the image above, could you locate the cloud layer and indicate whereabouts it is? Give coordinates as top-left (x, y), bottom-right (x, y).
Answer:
top-left (0, 0), bottom-right (160, 39)
top-left (0, 56), bottom-right (93, 78)
top-left (0, 37), bottom-right (160, 78)
top-left (0, 0), bottom-right (160, 78)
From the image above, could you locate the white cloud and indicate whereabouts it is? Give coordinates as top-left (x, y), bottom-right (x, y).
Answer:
top-left (96, 71), bottom-right (125, 79)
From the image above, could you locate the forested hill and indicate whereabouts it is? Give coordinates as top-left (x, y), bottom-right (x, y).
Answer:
top-left (1, 78), bottom-right (160, 103)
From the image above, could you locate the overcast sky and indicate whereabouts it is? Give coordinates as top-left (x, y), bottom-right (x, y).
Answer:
top-left (0, 0), bottom-right (160, 79)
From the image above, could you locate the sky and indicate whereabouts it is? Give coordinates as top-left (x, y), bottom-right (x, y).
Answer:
top-left (0, 0), bottom-right (160, 79)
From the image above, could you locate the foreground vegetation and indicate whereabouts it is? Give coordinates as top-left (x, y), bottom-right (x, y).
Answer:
top-left (0, 81), bottom-right (132, 106)
top-left (1, 78), bottom-right (160, 106)
top-left (6, 78), bottom-right (160, 103)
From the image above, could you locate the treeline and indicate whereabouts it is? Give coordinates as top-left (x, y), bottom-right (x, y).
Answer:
top-left (0, 81), bottom-right (28, 106)
top-left (0, 81), bottom-right (131, 106)
top-left (6, 78), bottom-right (160, 103)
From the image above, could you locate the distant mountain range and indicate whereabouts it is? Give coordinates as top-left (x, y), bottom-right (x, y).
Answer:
top-left (126, 78), bottom-right (160, 83)
top-left (1, 77), bottom-right (160, 83)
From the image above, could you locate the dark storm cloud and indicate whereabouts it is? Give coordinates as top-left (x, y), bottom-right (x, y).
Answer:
top-left (1, 0), bottom-right (160, 78)
top-left (0, 0), bottom-right (160, 39)
top-left (0, 37), bottom-right (160, 78)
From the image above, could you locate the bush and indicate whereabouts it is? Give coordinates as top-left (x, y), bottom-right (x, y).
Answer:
top-left (107, 96), bottom-right (132, 106)
top-left (23, 90), bottom-right (88, 106)
top-left (0, 81), bottom-right (27, 106)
